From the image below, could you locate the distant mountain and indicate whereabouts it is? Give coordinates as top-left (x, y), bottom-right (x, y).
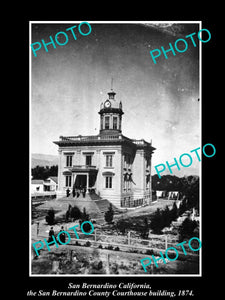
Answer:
top-left (31, 153), bottom-right (58, 168)
top-left (152, 157), bottom-right (200, 178)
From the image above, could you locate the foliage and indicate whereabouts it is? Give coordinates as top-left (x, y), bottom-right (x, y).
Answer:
top-left (149, 208), bottom-right (164, 234)
top-left (149, 203), bottom-right (180, 234)
top-left (107, 245), bottom-right (114, 250)
top-left (85, 241), bottom-right (91, 247)
top-left (32, 165), bottom-right (58, 180)
top-left (104, 203), bottom-right (114, 224)
top-left (178, 218), bottom-right (198, 241)
top-left (116, 219), bottom-right (129, 234)
top-left (70, 206), bottom-right (82, 220)
top-left (152, 174), bottom-right (199, 212)
top-left (79, 207), bottom-right (91, 232)
top-left (45, 208), bottom-right (55, 225)
top-left (171, 201), bottom-right (178, 220)
top-left (140, 218), bottom-right (149, 239)
top-left (65, 205), bottom-right (81, 222)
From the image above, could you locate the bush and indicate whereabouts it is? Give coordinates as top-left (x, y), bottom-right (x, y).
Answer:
top-left (45, 208), bottom-right (55, 225)
top-left (114, 246), bottom-right (120, 251)
top-left (150, 208), bottom-right (164, 234)
top-left (70, 206), bottom-right (81, 220)
top-left (85, 241), bottom-right (91, 247)
top-left (178, 218), bottom-right (198, 241)
top-left (104, 203), bottom-right (114, 224)
top-left (145, 249), bottom-right (154, 255)
top-left (98, 244), bottom-right (103, 249)
top-left (116, 219), bottom-right (128, 234)
top-left (92, 260), bottom-right (103, 270)
top-left (65, 205), bottom-right (81, 222)
top-left (140, 217), bottom-right (149, 239)
top-left (107, 245), bottom-right (113, 250)
top-left (79, 207), bottom-right (90, 223)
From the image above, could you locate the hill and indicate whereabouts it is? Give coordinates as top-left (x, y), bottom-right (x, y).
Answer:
top-left (31, 153), bottom-right (58, 168)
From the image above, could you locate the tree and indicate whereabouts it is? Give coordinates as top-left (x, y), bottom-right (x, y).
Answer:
top-left (140, 217), bottom-right (149, 239)
top-left (80, 207), bottom-right (89, 222)
top-left (162, 205), bottom-right (171, 228)
top-left (32, 165), bottom-right (58, 180)
top-left (104, 203), bottom-right (114, 224)
top-left (170, 202), bottom-right (178, 220)
top-left (80, 207), bottom-right (91, 232)
top-left (178, 199), bottom-right (187, 216)
top-left (178, 218), bottom-right (198, 241)
top-left (70, 206), bottom-right (82, 221)
top-left (45, 208), bottom-right (55, 225)
top-left (150, 208), bottom-right (164, 234)
top-left (116, 219), bottom-right (128, 234)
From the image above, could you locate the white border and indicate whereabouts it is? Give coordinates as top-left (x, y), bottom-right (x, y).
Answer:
top-left (29, 20), bottom-right (202, 277)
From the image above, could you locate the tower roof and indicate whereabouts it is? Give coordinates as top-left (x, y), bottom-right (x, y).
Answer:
top-left (99, 89), bottom-right (123, 112)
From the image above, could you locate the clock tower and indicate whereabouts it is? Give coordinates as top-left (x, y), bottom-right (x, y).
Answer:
top-left (98, 89), bottom-right (124, 135)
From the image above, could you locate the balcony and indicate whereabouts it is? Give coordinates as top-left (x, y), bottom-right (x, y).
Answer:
top-left (59, 134), bottom-right (123, 142)
top-left (69, 165), bottom-right (98, 173)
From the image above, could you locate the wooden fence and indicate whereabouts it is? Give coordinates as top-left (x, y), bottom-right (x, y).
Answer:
top-left (33, 225), bottom-right (197, 256)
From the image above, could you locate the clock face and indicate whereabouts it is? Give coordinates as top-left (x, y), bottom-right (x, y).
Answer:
top-left (104, 100), bottom-right (111, 108)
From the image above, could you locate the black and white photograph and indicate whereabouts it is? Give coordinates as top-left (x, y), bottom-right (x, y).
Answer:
top-left (30, 21), bottom-right (202, 278)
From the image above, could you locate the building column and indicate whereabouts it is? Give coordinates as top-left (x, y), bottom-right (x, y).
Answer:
top-left (72, 174), bottom-right (77, 189)
top-left (149, 153), bottom-right (153, 205)
top-left (86, 173), bottom-right (89, 193)
top-left (57, 149), bottom-right (64, 198)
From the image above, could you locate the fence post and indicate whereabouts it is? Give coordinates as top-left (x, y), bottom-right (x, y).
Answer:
top-left (106, 253), bottom-right (110, 274)
top-left (165, 235), bottom-right (168, 249)
top-left (70, 250), bottom-right (73, 262)
top-left (151, 263), bottom-right (154, 274)
top-left (36, 222), bottom-right (39, 237)
top-left (128, 231), bottom-right (131, 245)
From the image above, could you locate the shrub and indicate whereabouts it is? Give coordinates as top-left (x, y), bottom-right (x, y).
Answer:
top-left (65, 210), bottom-right (70, 222)
top-left (116, 219), bottom-right (128, 234)
top-left (178, 218), bottom-right (198, 241)
top-left (98, 244), bottom-right (103, 249)
top-left (70, 206), bottom-right (81, 220)
top-left (45, 208), bottom-right (55, 225)
top-left (149, 208), bottom-right (164, 234)
top-left (85, 241), bottom-right (91, 247)
top-left (114, 246), bottom-right (120, 251)
top-left (145, 249), bottom-right (154, 255)
top-left (107, 245), bottom-right (113, 250)
top-left (104, 203), bottom-right (114, 224)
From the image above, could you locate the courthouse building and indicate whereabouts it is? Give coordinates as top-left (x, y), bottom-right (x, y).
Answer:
top-left (53, 89), bottom-right (156, 208)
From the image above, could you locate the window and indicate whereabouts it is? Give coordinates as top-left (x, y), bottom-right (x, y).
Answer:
top-left (124, 154), bottom-right (132, 170)
top-left (113, 116), bottom-right (117, 129)
top-left (86, 155), bottom-right (92, 166)
top-left (106, 154), bottom-right (113, 167)
top-left (65, 175), bottom-right (72, 187)
top-left (66, 155), bottom-right (72, 167)
top-left (105, 176), bottom-right (112, 188)
top-left (105, 116), bottom-right (110, 129)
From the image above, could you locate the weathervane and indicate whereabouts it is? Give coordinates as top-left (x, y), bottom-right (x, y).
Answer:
top-left (111, 77), bottom-right (114, 91)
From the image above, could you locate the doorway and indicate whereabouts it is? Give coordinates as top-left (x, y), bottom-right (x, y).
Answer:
top-left (73, 175), bottom-right (87, 189)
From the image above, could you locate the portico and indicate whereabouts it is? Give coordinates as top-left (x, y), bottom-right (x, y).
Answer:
top-left (69, 166), bottom-right (98, 193)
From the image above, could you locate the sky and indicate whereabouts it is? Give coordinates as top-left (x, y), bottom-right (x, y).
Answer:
top-left (31, 22), bottom-right (200, 174)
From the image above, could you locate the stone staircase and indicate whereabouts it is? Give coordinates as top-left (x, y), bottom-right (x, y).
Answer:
top-left (36, 192), bottom-right (121, 220)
